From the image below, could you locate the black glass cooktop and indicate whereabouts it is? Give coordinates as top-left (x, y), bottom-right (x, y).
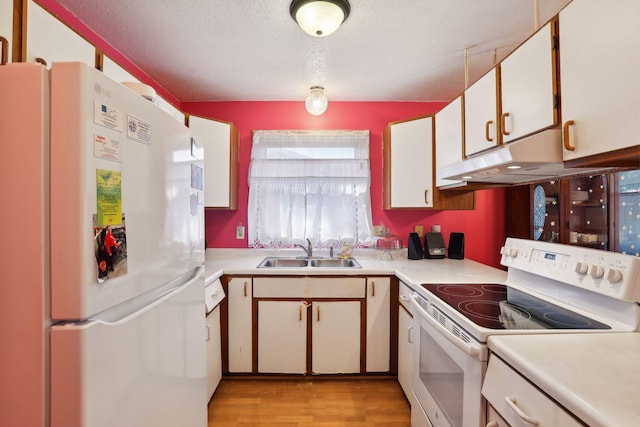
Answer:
top-left (421, 283), bottom-right (610, 330)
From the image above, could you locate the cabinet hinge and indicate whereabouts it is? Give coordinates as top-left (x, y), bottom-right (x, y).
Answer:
top-left (552, 35), bottom-right (559, 50)
top-left (554, 94), bottom-right (560, 110)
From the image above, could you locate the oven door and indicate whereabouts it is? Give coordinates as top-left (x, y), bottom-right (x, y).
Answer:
top-left (410, 293), bottom-right (487, 427)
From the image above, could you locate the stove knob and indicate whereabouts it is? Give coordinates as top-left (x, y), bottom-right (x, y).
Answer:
top-left (508, 248), bottom-right (519, 258)
top-left (589, 265), bottom-right (605, 279)
top-left (606, 268), bottom-right (623, 283)
top-left (575, 262), bottom-right (589, 275)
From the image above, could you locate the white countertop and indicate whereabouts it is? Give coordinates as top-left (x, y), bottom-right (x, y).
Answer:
top-left (487, 333), bottom-right (640, 427)
top-left (204, 248), bottom-right (507, 292)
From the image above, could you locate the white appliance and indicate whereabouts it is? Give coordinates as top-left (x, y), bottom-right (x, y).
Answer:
top-left (0, 62), bottom-right (206, 427)
top-left (410, 238), bottom-right (640, 427)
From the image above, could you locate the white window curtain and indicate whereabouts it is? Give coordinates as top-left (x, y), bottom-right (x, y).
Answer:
top-left (248, 130), bottom-right (373, 248)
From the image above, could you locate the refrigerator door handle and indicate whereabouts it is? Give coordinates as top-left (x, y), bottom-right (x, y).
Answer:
top-left (94, 266), bottom-right (203, 326)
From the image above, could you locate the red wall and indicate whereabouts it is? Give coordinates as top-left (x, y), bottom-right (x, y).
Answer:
top-left (183, 101), bottom-right (506, 268)
top-left (38, 0), bottom-right (506, 267)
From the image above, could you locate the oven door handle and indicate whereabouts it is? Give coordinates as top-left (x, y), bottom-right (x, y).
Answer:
top-left (410, 294), bottom-right (482, 358)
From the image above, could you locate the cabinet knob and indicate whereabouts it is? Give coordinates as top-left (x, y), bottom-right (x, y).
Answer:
top-left (501, 112), bottom-right (511, 136)
top-left (563, 120), bottom-right (576, 151)
top-left (485, 120), bottom-right (494, 142)
top-left (0, 36), bottom-right (8, 66)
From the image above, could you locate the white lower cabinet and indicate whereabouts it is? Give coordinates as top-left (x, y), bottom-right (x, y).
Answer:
top-left (312, 300), bottom-right (361, 374)
top-left (482, 355), bottom-right (584, 427)
top-left (227, 277), bottom-right (252, 373)
top-left (397, 304), bottom-right (413, 401)
top-left (253, 276), bottom-right (373, 375)
top-left (206, 305), bottom-right (222, 401)
top-left (256, 299), bottom-right (361, 374)
top-left (257, 300), bottom-right (307, 374)
top-left (366, 277), bottom-right (390, 372)
top-left (487, 405), bottom-right (509, 427)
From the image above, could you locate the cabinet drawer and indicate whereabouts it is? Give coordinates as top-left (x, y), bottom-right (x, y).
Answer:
top-left (482, 356), bottom-right (584, 427)
top-left (399, 281), bottom-right (413, 313)
top-left (253, 277), bottom-right (366, 298)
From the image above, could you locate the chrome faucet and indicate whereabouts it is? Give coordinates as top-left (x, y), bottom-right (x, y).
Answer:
top-left (294, 238), bottom-right (313, 258)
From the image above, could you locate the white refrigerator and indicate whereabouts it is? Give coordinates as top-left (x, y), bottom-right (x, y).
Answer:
top-left (0, 62), bottom-right (206, 427)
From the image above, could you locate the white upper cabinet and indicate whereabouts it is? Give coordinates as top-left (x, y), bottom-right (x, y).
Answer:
top-left (26, 0), bottom-right (95, 67)
top-left (464, 68), bottom-right (499, 156)
top-left (559, 0), bottom-right (640, 164)
top-left (384, 116), bottom-right (434, 208)
top-left (435, 96), bottom-right (464, 187)
top-left (384, 115), bottom-right (475, 209)
top-left (500, 21), bottom-right (557, 143)
top-left (102, 56), bottom-right (185, 123)
top-left (0, 0), bottom-right (12, 64)
top-left (188, 116), bottom-right (239, 209)
top-left (102, 56), bottom-right (140, 85)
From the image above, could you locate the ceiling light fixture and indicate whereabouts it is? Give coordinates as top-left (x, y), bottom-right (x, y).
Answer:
top-left (305, 86), bottom-right (328, 116)
top-left (290, 0), bottom-right (350, 37)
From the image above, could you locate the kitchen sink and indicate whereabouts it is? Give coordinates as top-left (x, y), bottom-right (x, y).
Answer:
top-left (256, 258), bottom-right (309, 268)
top-left (309, 258), bottom-right (361, 268)
top-left (256, 257), bottom-right (361, 269)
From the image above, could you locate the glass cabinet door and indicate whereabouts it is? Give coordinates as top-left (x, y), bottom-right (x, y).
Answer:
top-left (615, 170), bottom-right (640, 256)
top-left (568, 175), bottom-right (608, 250)
top-left (532, 180), bottom-right (560, 243)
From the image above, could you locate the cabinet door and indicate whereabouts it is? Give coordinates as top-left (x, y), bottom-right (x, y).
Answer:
top-left (500, 22), bottom-right (557, 143)
top-left (366, 277), bottom-right (390, 372)
top-left (0, 0), bottom-right (12, 64)
top-left (257, 300), bottom-right (307, 374)
top-left (385, 116), bottom-right (434, 208)
top-left (312, 301), bottom-right (360, 374)
top-left (206, 306), bottom-right (222, 401)
top-left (397, 305), bottom-right (413, 401)
top-left (188, 116), bottom-right (238, 209)
top-left (560, 0), bottom-right (640, 162)
top-left (531, 181), bottom-right (560, 243)
top-left (568, 175), bottom-right (609, 250)
top-left (26, 0), bottom-right (95, 67)
top-left (227, 277), bottom-right (252, 373)
top-left (435, 96), bottom-right (464, 188)
top-left (464, 68), bottom-right (499, 156)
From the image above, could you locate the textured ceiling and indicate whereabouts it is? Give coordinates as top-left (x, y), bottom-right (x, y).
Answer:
top-left (54, 0), bottom-right (572, 102)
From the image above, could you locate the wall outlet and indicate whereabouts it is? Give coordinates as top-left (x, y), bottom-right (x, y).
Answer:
top-left (413, 225), bottom-right (424, 238)
top-left (236, 225), bottom-right (245, 239)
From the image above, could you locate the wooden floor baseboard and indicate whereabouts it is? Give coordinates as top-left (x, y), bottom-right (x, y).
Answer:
top-left (208, 377), bottom-right (411, 426)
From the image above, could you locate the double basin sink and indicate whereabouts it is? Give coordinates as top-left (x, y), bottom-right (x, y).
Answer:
top-left (257, 256), bottom-right (362, 269)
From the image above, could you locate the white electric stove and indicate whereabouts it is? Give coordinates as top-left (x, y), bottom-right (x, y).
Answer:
top-left (409, 238), bottom-right (640, 427)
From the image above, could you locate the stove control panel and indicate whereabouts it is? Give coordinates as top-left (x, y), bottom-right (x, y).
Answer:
top-left (501, 238), bottom-right (640, 302)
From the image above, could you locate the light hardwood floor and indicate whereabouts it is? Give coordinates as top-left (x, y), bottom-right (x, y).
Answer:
top-left (208, 377), bottom-right (411, 426)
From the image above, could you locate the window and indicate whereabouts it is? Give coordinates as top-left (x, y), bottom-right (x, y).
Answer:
top-left (616, 169), bottom-right (640, 256)
top-left (248, 130), bottom-right (373, 248)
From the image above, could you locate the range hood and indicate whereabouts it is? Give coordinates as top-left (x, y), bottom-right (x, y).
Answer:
top-left (439, 129), bottom-right (616, 186)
